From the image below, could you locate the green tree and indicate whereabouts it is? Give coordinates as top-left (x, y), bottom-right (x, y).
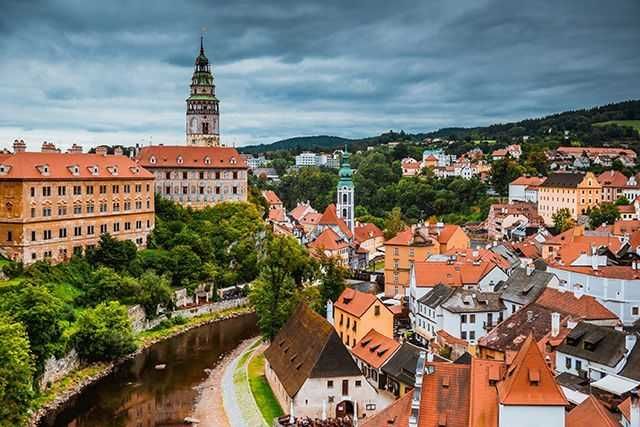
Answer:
top-left (169, 245), bottom-right (203, 288)
top-left (88, 234), bottom-right (137, 271)
top-left (80, 267), bottom-right (139, 307)
top-left (135, 271), bottom-right (173, 317)
top-left (384, 207), bottom-right (406, 239)
top-left (490, 158), bottom-right (524, 196)
top-left (552, 208), bottom-right (576, 232)
top-left (0, 283), bottom-right (66, 373)
top-left (615, 196), bottom-right (630, 206)
top-left (270, 158), bottom-right (289, 177)
top-left (588, 203), bottom-right (621, 228)
top-left (316, 254), bottom-right (347, 314)
top-left (72, 301), bottom-right (136, 362)
top-left (0, 316), bottom-right (35, 426)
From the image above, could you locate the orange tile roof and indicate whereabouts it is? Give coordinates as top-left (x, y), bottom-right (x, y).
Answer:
top-left (496, 335), bottom-right (567, 406)
top-left (535, 288), bottom-right (618, 321)
top-left (468, 358), bottom-right (503, 427)
top-left (351, 329), bottom-right (401, 369)
top-left (618, 205), bottom-right (636, 214)
top-left (385, 227), bottom-right (413, 245)
top-left (510, 176), bottom-right (547, 187)
top-left (354, 222), bottom-right (383, 243)
top-left (598, 170), bottom-right (629, 187)
top-left (268, 207), bottom-right (286, 222)
top-left (550, 263), bottom-right (640, 280)
top-left (413, 249), bottom-right (508, 288)
top-left (436, 329), bottom-right (468, 347)
top-left (334, 288), bottom-right (389, 319)
top-left (566, 395), bottom-right (620, 427)
top-left (137, 145), bottom-right (247, 169)
top-left (610, 220), bottom-right (640, 236)
top-left (545, 227), bottom-right (624, 264)
top-left (419, 362), bottom-right (471, 427)
top-left (558, 146), bottom-right (636, 159)
top-left (261, 190), bottom-right (282, 206)
top-left (0, 152), bottom-right (153, 180)
top-left (299, 212), bottom-right (322, 225)
top-left (318, 203), bottom-right (353, 238)
top-left (385, 224), bottom-right (464, 246)
top-left (361, 390), bottom-right (413, 427)
top-left (289, 203), bottom-right (316, 221)
top-left (618, 396), bottom-right (631, 423)
top-left (307, 228), bottom-right (349, 251)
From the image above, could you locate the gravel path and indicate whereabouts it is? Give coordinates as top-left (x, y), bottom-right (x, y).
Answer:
top-left (222, 337), bottom-right (267, 427)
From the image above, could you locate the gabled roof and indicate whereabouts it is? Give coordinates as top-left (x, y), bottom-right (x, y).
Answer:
top-left (354, 223), bottom-right (384, 243)
top-left (264, 303), bottom-right (361, 398)
top-left (566, 395), bottom-right (620, 427)
top-left (290, 202), bottom-right (316, 221)
top-left (441, 289), bottom-right (505, 313)
top-left (381, 342), bottom-right (424, 386)
top-left (539, 172), bottom-right (587, 188)
top-left (497, 335), bottom-right (567, 406)
top-left (468, 358), bottom-right (503, 427)
top-left (268, 207), bottom-right (287, 223)
top-left (351, 329), bottom-right (401, 369)
top-left (137, 145), bottom-right (247, 169)
top-left (334, 288), bottom-right (390, 319)
top-left (419, 362), bottom-right (471, 427)
top-left (418, 284), bottom-right (456, 308)
top-left (499, 267), bottom-right (554, 306)
top-left (0, 152), bottom-right (153, 180)
top-left (385, 223), bottom-right (465, 247)
top-left (307, 227), bottom-right (349, 251)
top-left (318, 203), bottom-right (353, 239)
top-left (535, 288), bottom-right (618, 321)
top-left (261, 190), bottom-right (282, 206)
top-left (510, 176), bottom-right (546, 187)
top-left (598, 170), bottom-right (629, 188)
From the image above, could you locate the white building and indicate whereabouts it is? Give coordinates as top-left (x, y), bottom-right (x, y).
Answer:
top-left (508, 176), bottom-right (547, 204)
top-left (295, 151), bottom-right (319, 167)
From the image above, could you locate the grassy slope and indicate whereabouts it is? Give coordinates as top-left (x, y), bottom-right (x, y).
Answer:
top-left (248, 352), bottom-right (284, 424)
top-left (593, 120), bottom-right (640, 131)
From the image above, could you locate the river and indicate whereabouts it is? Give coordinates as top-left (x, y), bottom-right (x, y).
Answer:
top-left (38, 312), bottom-right (258, 427)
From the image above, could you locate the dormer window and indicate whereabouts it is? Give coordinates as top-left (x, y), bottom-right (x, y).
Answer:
top-left (177, 156), bottom-right (184, 164)
top-left (204, 156), bottom-right (211, 165)
top-left (129, 166), bottom-right (140, 174)
top-left (149, 156), bottom-right (156, 164)
top-left (0, 164), bottom-right (10, 175)
top-left (230, 157), bottom-right (237, 164)
top-left (68, 164), bottom-right (80, 176)
top-left (107, 166), bottom-right (118, 176)
top-left (36, 164), bottom-right (50, 176)
top-left (88, 165), bottom-right (99, 176)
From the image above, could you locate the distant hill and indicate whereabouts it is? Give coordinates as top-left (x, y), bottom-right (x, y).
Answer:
top-left (239, 100), bottom-right (640, 154)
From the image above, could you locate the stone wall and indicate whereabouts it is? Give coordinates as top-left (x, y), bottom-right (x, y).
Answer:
top-left (39, 349), bottom-right (80, 389)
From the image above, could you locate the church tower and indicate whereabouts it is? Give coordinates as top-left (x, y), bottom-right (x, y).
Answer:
top-left (186, 36), bottom-right (220, 146)
top-left (336, 147), bottom-right (355, 233)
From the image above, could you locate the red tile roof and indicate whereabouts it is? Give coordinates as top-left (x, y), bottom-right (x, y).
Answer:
top-left (413, 249), bottom-right (508, 288)
top-left (351, 329), bottom-right (401, 369)
top-left (567, 395), bottom-right (620, 427)
top-left (496, 335), bottom-right (567, 406)
top-left (268, 207), bottom-right (286, 222)
top-left (419, 362), bottom-right (471, 427)
top-left (261, 190), bottom-right (282, 206)
top-left (0, 152), bottom-right (153, 180)
top-left (385, 224), bottom-right (464, 246)
top-left (558, 146), bottom-right (636, 159)
top-left (307, 228), bottom-right (349, 251)
top-left (618, 396), bottom-right (631, 423)
top-left (334, 288), bottom-right (389, 319)
top-left (468, 358), bottom-right (503, 427)
top-left (290, 202), bottom-right (316, 221)
top-left (136, 145), bottom-right (247, 169)
top-left (550, 263), bottom-right (640, 280)
top-left (354, 222), bottom-right (383, 243)
top-left (618, 204), bottom-right (636, 214)
top-left (318, 204), bottom-right (353, 239)
top-left (361, 390), bottom-right (413, 427)
top-left (535, 288), bottom-right (618, 321)
top-left (597, 170), bottom-right (629, 187)
top-left (510, 176), bottom-right (547, 187)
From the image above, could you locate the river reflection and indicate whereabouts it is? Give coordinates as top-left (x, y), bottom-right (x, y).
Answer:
top-left (39, 312), bottom-right (258, 427)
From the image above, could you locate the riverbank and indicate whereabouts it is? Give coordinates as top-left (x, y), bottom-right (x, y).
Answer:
top-left (28, 304), bottom-right (254, 427)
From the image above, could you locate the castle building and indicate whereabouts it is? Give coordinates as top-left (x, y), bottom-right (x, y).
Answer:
top-left (186, 36), bottom-right (220, 147)
top-left (136, 145), bottom-right (248, 209)
top-left (336, 148), bottom-right (354, 233)
top-left (0, 141), bottom-right (155, 264)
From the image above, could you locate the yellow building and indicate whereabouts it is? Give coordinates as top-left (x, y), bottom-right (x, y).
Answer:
top-left (332, 288), bottom-right (394, 348)
top-left (537, 172), bottom-right (602, 225)
top-left (383, 223), bottom-right (470, 297)
top-left (0, 142), bottom-right (155, 264)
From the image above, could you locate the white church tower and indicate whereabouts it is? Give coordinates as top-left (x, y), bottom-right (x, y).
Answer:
top-left (336, 147), bottom-right (355, 233)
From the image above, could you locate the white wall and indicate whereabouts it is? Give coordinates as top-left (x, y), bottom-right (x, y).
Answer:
top-left (508, 184), bottom-right (527, 203)
top-left (499, 405), bottom-right (565, 427)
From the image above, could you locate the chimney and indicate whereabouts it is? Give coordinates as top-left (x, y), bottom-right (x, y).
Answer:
top-left (627, 334), bottom-right (637, 354)
top-left (41, 141), bottom-right (58, 153)
top-left (13, 139), bottom-right (26, 153)
top-left (551, 312), bottom-right (560, 337)
top-left (409, 351), bottom-right (427, 427)
top-left (326, 299), bottom-right (334, 326)
top-left (631, 389), bottom-right (640, 427)
top-left (114, 146), bottom-right (124, 156)
top-left (95, 146), bottom-right (108, 156)
top-left (591, 254), bottom-right (599, 271)
top-left (525, 264), bottom-right (534, 276)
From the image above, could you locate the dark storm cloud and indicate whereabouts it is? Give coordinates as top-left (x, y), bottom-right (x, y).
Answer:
top-left (0, 0), bottom-right (639, 148)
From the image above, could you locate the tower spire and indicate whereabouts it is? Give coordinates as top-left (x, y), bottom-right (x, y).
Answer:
top-left (200, 33), bottom-right (204, 54)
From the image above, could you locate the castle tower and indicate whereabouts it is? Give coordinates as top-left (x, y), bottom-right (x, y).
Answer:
top-left (186, 36), bottom-right (220, 146)
top-left (336, 147), bottom-right (355, 233)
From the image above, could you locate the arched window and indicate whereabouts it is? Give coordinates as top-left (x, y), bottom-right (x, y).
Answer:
top-left (343, 194), bottom-right (347, 204)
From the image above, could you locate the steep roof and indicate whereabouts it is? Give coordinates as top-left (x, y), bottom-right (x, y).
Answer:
top-left (0, 152), bottom-right (153, 180)
top-left (307, 227), bottom-right (349, 251)
top-left (385, 224), bottom-right (465, 247)
top-left (290, 202), bottom-right (316, 221)
top-left (351, 329), bottom-right (401, 369)
top-left (413, 250), bottom-right (507, 288)
top-left (264, 303), bottom-right (361, 398)
top-left (598, 170), bottom-right (629, 188)
top-left (261, 190), bottom-right (282, 206)
top-left (381, 342), bottom-right (424, 385)
top-left (354, 223), bottom-right (384, 243)
top-left (318, 203), bottom-right (353, 239)
top-left (566, 395), bottom-right (620, 427)
top-left (268, 207), bottom-right (287, 223)
top-left (468, 358), bottom-right (503, 427)
top-left (499, 268), bottom-right (554, 306)
top-left (535, 288), bottom-right (618, 321)
top-left (539, 172), bottom-right (587, 188)
top-left (496, 335), bottom-right (568, 406)
top-left (334, 288), bottom-right (389, 319)
top-left (137, 145), bottom-right (247, 169)
top-left (361, 390), bottom-right (413, 427)
top-left (418, 362), bottom-right (471, 427)
top-left (418, 284), bottom-right (456, 308)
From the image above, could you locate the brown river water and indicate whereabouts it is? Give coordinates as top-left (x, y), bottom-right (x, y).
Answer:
top-left (37, 312), bottom-right (258, 427)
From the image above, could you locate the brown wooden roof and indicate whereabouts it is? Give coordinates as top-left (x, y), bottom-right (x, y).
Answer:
top-left (264, 303), bottom-right (362, 398)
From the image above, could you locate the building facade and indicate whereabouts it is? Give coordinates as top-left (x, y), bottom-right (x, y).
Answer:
top-left (0, 145), bottom-right (154, 264)
top-left (186, 37), bottom-right (220, 147)
top-left (537, 171), bottom-right (602, 225)
top-left (136, 146), bottom-right (247, 209)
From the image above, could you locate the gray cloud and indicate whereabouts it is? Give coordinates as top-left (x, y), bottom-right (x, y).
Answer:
top-left (0, 0), bottom-right (639, 149)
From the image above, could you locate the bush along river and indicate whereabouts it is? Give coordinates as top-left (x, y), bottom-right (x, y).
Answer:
top-left (37, 312), bottom-right (258, 427)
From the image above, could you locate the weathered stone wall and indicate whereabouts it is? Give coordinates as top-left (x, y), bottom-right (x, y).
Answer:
top-left (39, 349), bottom-right (80, 389)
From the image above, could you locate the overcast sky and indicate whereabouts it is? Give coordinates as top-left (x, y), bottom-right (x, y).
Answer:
top-left (1, 0), bottom-right (639, 150)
